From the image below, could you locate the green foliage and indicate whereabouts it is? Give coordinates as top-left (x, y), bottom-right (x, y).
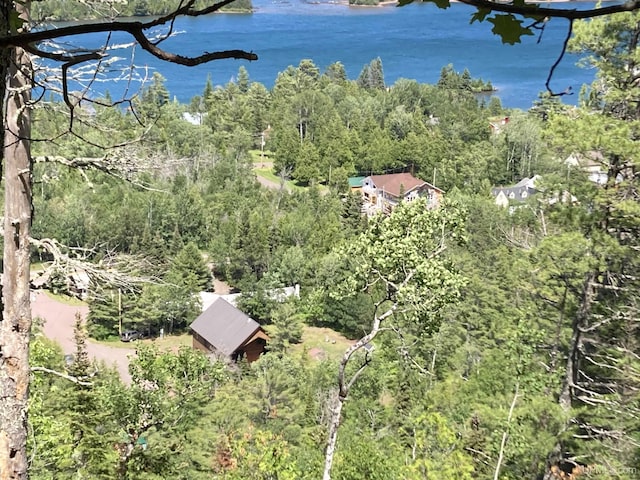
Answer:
top-left (222, 429), bottom-right (303, 479)
top-left (88, 289), bottom-right (136, 340)
top-left (437, 64), bottom-right (494, 93)
top-left (323, 62), bottom-right (348, 84)
top-left (168, 242), bottom-right (211, 293)
top-left (32, 0), bottom-right (252, 21)
top-left (235, 278), bottom-right (280, 323)
top-left (28, 35), bottom-right (640, 479)
top-left (267, 301), bottom-right (305, 353)
top-left (334, 198), bottom-right (467, 329)
top-left (569, 11), bottom-right (640, 119)
top-left (111, 345), bottom-right (227, 477)
top-left (486, 14), bottom-right (535, 44)
top-left (403, 413), bottom-right (474, 479)
top-left (356, 57), bottom-right (385, 90)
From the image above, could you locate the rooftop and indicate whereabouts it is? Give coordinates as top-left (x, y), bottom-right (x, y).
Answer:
top-left (367, 173), bottom-right (442, 197)
top-left (190, 298), bottom-right (262, 356)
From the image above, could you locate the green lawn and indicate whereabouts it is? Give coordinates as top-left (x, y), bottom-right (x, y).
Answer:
top-left (93, 324), bottom-right (351, 361)
top-left (249, 149), bottom-right (273, 163)
top-left (292, 326), bottom-right (354, 362)
top-left (31, 261), bottom-right (48, 272)
top-left (253, 167), bottom-right (331, 195)
top-left (94, 333), bottom-right (191, 350)
top-left (253, 167), bottom-right (306, 191)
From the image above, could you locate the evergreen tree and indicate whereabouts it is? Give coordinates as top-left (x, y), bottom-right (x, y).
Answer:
top-left (87, 289), bottom-right (134, 339)
top-left (237, 65), bottom-right (250, 93)
top-left (569, 10), bottom-right (640, 119)
top-left (139, 72), bottom-right (170, 116)
top-left (168, 242), bottom-right (211, 292)
top-left (356, 57), bottom-right (385, 90)
top-left (266, 301), bottom-right (304, 353)
top-left (538, 110), bottom-right (640, 476)
top-left (323, 61), bottom-right (347, 84)
top-left (295, 59), bottom-right (321, 90)
top-left (64, 315), bottom-right (119, 478)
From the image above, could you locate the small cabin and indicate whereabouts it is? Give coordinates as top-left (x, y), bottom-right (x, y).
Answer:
top-left (190, 298), bottom-right (268, 363)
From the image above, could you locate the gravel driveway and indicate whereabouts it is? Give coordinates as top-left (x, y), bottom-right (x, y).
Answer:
top-left (32, 291), bottom-right (134, 383)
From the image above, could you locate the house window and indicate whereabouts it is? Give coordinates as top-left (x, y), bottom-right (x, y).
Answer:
top-left (508, 192), bottom-right (515, 199)
top-left (522, 191), bottom-right (528, 199)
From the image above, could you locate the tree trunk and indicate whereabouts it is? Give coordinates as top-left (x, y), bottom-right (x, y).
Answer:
top-left (558, 272), bottom-right (595, 410)
top-left (0, 40), bottom-right (33, 480)
top-left (543, 272), bottom-right (596, 480)
top-left (322, 392), bottom-right (344, 480)
top-left (322, 305), bottom-right (393, 480)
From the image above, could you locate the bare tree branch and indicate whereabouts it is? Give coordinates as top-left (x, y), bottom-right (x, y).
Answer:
top-left (33, 153), bottom-right (169, 191)
top-left (30, 366), bottom-right (94, 386)
top-left (27, 236), bottom-right (158, 292)
top-left (494, 384), bottom-right (520, 480)
top-left (454, 0), bottom-right (640, 20)
top-left (0, 12), bottom-right (258, 64)
top-left (545, 20), bottom-right (573, 97)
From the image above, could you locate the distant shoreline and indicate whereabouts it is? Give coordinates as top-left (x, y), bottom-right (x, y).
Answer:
top-left (346, 0), bottom-right (610, 7)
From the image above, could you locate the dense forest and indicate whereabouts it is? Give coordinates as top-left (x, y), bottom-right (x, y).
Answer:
top-left (25, 8), bottom-right (639, 480)
top-left (31, 0), bottom-right (252, 21)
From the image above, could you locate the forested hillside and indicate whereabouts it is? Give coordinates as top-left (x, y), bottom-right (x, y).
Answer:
top-left (26, 10), bottom-right (639, 480)
top-left (32, 0), bottom-right (252, 21)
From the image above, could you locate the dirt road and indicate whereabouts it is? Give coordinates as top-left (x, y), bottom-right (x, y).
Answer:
top-left (32, 291), bottom-right (134, 383)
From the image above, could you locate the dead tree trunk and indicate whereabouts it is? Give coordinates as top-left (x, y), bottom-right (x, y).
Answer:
top-left (0, 41), bottom-right (33, 480)
top-left (322, 304), bottom-right (395, 480)
top-left (322, 393), bottom-right (345, 480)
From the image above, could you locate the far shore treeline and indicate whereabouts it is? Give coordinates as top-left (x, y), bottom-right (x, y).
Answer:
top-left (32, 0), bottom-right (253, 21)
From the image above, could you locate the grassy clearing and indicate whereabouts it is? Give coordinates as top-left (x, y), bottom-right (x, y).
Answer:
top-left (249, 149), bottom-right (273, 164)
top-left (253, 167), bottom-right (280, 183)
top-left (148, 333), bottom-right (192, 351)
top-left (93, 325), bottom-right (350, 362)
top-left (292, 326), bottom-right (354, 362)
top-left (93, 333), bottom-right (192, 350)
top-left (253, 168), bottom-right (306, 192)
top-left (254, 167), bottom-right (331, 195)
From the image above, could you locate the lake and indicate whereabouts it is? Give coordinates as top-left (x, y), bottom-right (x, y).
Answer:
top-left (57, 0), bottom-right (599, 110)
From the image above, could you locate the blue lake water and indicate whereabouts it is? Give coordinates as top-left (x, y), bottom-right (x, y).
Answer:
top-left (58, 0), bottom-right (599, 110)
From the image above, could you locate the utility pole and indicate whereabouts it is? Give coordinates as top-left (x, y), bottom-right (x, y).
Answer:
top-left (118, 288), bottom-right (122, 336)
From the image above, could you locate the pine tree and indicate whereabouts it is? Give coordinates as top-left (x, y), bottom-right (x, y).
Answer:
top-left (168, 242), bottom-right (211, 292)
top-left (237, 66), bottom-right (250, 93)
top-left (64, 314), bottom-right (119, 478)
top-left (87, 290), bottom-right (122, 339)
top-left (356, 58), bottom-right (385, 90)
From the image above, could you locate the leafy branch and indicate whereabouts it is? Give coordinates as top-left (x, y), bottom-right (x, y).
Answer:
top-left (399, 0), bottom-right (640, 45)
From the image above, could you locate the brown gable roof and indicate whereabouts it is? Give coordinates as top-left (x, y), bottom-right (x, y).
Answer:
top-left (368, 173), bottom-right (443, 197)
top-left (189, 298), bottom-right (262, 356)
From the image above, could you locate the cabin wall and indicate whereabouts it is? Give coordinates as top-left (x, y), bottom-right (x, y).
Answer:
top-left (192, 332), bottom-right (211, 353)
top-left (242, 338), bottom-right (267, 363)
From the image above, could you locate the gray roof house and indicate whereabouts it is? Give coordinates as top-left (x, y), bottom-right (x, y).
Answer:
top-left (190, 298), bottom-right (268, 363)
top-left (491, 176), bottom-right (539, 208)
top-left (198, 284), bottom-right (299, 311)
